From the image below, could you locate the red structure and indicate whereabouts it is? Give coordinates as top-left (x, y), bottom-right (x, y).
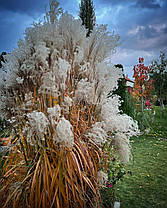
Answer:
top-left (124, 76), bottom-right (134, 93)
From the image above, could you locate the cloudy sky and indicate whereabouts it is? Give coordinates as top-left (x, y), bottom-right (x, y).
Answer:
top-left (0, 0), bottom-right (167, 78)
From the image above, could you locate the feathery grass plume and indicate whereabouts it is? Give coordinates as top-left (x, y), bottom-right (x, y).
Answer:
top-left (0, 0), bottom-right (138, 207)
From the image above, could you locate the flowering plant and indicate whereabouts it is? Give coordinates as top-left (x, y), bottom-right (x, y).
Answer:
top-left (106, 181), bottom-right (112, 188)
top-left (99, 144), bottom-right (127, 208)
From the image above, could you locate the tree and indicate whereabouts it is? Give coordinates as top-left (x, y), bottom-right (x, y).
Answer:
top-left (111, 64), bottom-right (127, 113)
top-left (79, 0), bottom-right (96, 37)
top-left (149, 52), bottom-right (167, 114)
top-left (0, 52), bottom-right (6, 68)
top-left (112, 64), bottom-right (137, 118)
top-left (132, 57), bottom-right (152, 111)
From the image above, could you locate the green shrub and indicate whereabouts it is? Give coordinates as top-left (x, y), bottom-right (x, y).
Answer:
top-left (100, 144), bottom-right (127, 208)
top-left (123, 92), bottom-right (137, 118)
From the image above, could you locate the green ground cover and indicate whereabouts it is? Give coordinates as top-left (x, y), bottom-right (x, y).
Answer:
top-left (115, 107), bottom-right (167, 208)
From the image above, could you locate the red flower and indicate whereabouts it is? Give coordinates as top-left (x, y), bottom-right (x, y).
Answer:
top-left (106, 181), bottom-right (112, 188)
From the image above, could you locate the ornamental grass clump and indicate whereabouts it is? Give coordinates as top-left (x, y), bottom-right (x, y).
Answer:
top-left (0, 1), bottom-right (139, 207)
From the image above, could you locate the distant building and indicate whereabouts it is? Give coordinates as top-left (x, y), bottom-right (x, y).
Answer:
top-left (124, 76), bottom-right (134, 93)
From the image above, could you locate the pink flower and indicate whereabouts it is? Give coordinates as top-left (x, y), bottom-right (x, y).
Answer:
top-left (106, 181), bottom-right (112, 188)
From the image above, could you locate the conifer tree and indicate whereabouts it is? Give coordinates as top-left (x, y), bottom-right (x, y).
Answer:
top-left (79, 0), bottom-right (96, 36)
top-left (112, 64), bottom-right (126, 113)
top-left (0, 52), bottom-right (6, 68)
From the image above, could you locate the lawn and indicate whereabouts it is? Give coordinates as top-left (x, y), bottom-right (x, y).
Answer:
top-left (115, 107), bottom-right (167, 208)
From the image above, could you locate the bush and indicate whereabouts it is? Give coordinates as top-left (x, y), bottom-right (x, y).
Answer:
top-left (100, 144), bottom-right (126, 208)
top-left (0, 1), bottom-right (138, 207)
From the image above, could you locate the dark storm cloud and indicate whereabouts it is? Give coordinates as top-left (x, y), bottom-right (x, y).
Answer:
top-left (0, 0), bottom-right (75, 16)
top-left (103, 0), bottom-right (167, 51)
top-left (163, 27), bottom-right (167, 33)
top-left (0, 0), bottom-right (49, 15)
top-left (122, 22), bottom-right (167, 51)
top-left (135, 0), bottom-right (161, 9)
top-left (95, 0), bottom-right (167, 75)
top-left (0, 0), bottom-right (167, 77)
top-left (0, 0), bottom-right (46, 52)
top-left (0, 0), bottom-right (75, 18)
top-left (96, 0), bottom-right (162, 9)
top-left (0, 0), bottom-right (77, 53)
top-left (0, 10), bottom-right (33, 52)
top-left (130, 25), bottom-right (158, 39)
top-left (141, 26), bottom-right (159, 39)
top-left (96, 0), bottom-right (131, 6)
